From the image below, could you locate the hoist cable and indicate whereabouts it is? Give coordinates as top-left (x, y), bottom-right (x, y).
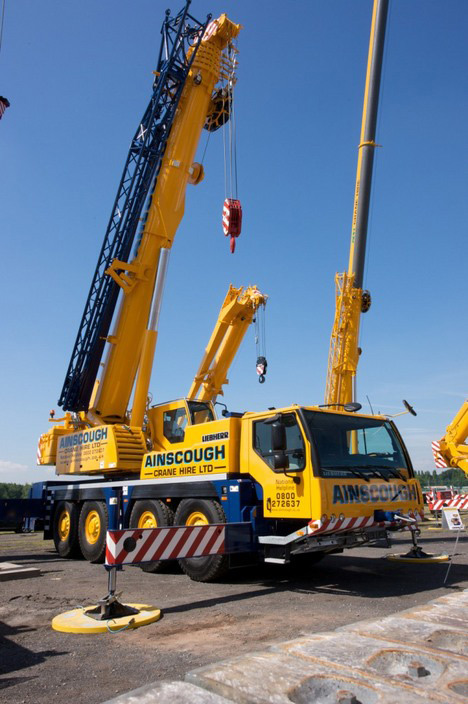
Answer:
top-left (0, 0), bottom-right (6, 55)
top-left (200, 129), bottom-right (211, 166)
top-left (222, 74), bottom-right (228, 199)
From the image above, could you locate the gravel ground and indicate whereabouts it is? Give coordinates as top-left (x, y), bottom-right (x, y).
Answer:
top-left (0, 525), bottom-right (466, 703)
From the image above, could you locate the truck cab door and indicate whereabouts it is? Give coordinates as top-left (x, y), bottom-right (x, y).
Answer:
top-left (245, 411), bottom-right (312, 520)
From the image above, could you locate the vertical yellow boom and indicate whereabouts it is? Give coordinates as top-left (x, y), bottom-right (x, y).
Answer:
top-left (325, 0), bottom-right (388, 407)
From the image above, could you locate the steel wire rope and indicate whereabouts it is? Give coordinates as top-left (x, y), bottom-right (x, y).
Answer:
top-left (0, 0), bottom-right (5, 55)
top-left (254, 303), bottom-right (267, 363)
top-left (222, 42), bottom-right (239, 201)
top-left (200, 129), bottom-right (212, 167)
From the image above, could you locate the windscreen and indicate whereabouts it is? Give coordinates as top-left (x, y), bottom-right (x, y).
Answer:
top-left (188, 401), bottom-right (215, 425)
top-left (302, 410), bottom-right (411, 480)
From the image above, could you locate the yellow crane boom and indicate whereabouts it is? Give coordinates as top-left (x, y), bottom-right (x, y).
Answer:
top-left (92, 15), bottom-right (241, 426)
top-left (434, 401), bottom-right (468, 477)
top-left (325, 0), bottom-right (387, 407)
top-left (188, 285), bottom-right (267, 403)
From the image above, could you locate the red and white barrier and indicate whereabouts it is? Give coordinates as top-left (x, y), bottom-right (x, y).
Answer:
top-left (106, 524), bottom-right (226, 566)
top-left (106, 522), bottom-right (254, 567)
top-left (428, 495), bottom-right (468, 512)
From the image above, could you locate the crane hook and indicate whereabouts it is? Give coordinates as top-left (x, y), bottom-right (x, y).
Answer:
top-left (256, 356), bottom-right (267, 384)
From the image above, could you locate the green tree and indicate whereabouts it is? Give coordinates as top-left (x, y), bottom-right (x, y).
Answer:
top-left (0, 483), bottom-right (32, 499)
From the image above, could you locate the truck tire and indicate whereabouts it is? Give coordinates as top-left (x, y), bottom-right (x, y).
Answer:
top-left (78, 501), bottom-right (108, 563)
top-left (53, 501), bottom-right (81, 558)
top-left (174, 499), bottom-right (228, 582)
top-left (129, 499), bottom-right (174, 573)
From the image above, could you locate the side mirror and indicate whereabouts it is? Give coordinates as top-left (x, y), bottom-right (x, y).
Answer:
top-left (403, 400), bottom-right (417, 417)
top-left (272, 451), bottom-right (289, 471)
top-left (343, 402), bottom-right (362, 413)
top-left (271, 421), bottom-right (286, 451)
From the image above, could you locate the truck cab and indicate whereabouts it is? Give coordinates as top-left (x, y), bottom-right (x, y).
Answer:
top-left (141, 403), bottom-right (423, 529)
top-left (243, 406), bottom-right (422, 529)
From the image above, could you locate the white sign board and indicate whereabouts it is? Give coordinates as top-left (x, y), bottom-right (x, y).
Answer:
top-left (442, 507), bottom-right (465, 531)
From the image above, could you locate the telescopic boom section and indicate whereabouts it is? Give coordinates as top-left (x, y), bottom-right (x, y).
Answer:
top-left (325, 0), bottom-right (388, 407)
top-left (88, 14), bottom-right (241, 424)
top-left (188, 285), bottom-right (267, 403)
top-left (59, 4), bottom-right (210, 414)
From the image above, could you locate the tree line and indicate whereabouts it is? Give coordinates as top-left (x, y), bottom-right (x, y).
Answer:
top-left (415, 468), bottom-right (467, 489)
top-left (0, 483), bottom-right (32, 499)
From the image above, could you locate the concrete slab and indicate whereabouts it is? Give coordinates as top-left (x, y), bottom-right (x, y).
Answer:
top-left (187, 649), bottom-right (435, 704)
top-left (274, 632), bottom-right (467, 702)
top-left (103, 681), bottom-right (234, 704)
top-left (340, 615), bottom-right (468, 657)
top-left (101, 589), bottom-right (468, 704)
top-left (0, 561), bottom-right (41, 581)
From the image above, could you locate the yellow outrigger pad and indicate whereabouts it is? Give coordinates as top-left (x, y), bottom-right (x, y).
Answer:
top-left (52, 604), bottom-right (161, 634)
top-left (386, 552), bottom-right (449, 563)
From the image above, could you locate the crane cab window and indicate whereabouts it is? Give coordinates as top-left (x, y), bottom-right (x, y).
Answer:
top-left (163, 407), bottom-right (188, 444)
top-left (188, 401), bottom-right (214, 425)
top-left (254, 413), bottom-right (306, 471)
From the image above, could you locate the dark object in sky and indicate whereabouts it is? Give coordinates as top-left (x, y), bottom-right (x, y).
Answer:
top-left (0, 96), bottom-right (10, 119)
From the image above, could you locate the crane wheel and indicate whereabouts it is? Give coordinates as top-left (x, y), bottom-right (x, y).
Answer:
top-left (53, 501), bottom-right (81, 558)
top-left (129, 499), bottom-right (175, 573)
top-left (174, 499), bottom-right (228, 582)
top-left (78, 501), bottom-right (108, 563)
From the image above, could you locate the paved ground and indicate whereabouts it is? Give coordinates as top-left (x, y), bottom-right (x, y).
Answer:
top-left (0, 525), bottom-right (466, 703)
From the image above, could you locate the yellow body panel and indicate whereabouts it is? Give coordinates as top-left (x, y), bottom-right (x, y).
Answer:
top-left (141, 416), bottom-right (240, 480)
top-left (318, 477), bottom-right (422, 519)
top-left (55, 424), bottom-right (146, 475)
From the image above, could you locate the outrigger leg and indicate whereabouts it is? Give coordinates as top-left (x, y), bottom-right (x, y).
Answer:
top-left (386, 526), bottom-right (449, 563)
top-left (84, 566), bottom-right (139, 621)
top-left (51, 564), bottom-right (161, 634)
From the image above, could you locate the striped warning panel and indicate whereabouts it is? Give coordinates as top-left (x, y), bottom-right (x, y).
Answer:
top-left (308, 510), bottom-right (423, 536)
top-left (202, 19), bottom-right (218, 42)
top-left (106, 524), bottom-right (228, 566)
top-left (431, 439), bottom-right (448, 468)
top-left (428, 495), bottom-right (468, 512)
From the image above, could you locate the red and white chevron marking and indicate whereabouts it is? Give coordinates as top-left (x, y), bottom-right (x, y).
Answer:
top-left (308, 510), bottom-right (423, 536)
top-left (222, 200), bottom-right (230, 235)
top-left (36, 437), bottom-right (42, 465)
top-left (106, 524), bottom-right (225, 566)
top-left (429, 495), bottom-right (468, 512)
top-left (202, 20), bottom-right (218, 42)
top-left (431, 440), bottom-right (448, 468)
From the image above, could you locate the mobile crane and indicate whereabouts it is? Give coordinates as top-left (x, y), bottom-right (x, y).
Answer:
top-left (31, 2), bottom-right (424, 583)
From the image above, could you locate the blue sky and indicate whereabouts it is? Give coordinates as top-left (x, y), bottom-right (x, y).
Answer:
top-left (1, 0), bottom-right (467, 484)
